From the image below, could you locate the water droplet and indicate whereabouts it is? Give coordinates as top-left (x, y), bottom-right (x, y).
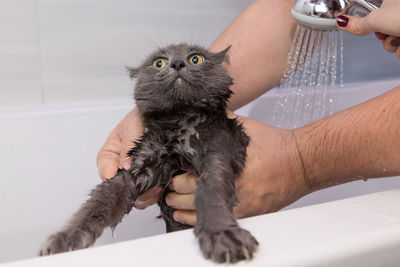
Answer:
top-left (273, 25), bottom-right (344, 129)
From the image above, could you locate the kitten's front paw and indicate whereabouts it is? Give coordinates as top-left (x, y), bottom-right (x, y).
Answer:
top-left (197, 227), bottom-right (259, 263)
top-left (39, 229), bottom-right (94, 256)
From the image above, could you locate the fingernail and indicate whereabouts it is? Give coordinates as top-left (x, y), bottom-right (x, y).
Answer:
top-left (122, 162), bottom-right (131, 170)
top-left (173, 212), bottom-right (184, 224)
top-left (165, 195), bottom-right (173, 207)
top-left (391, 39), bottom-right (400, 47)
top-left (337, 15), bottom-right (349, 27)
top-left (168, 183), bottom-right (174, 191)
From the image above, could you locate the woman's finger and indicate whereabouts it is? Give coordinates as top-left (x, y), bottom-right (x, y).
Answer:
top-left (336, 15), bottom-right (372, 36)
top-left (375, 32), bottom-right (388, 41)
top-left (166, 192), bottom-right (196, 210)
top-left (173, 210), bottom-right (197, 226)
top-left (170, 172), bottom-right (199, 193)
top-left (382, 36), bottom-right (399, 53)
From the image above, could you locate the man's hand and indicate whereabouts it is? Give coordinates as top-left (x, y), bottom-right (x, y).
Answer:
top-left (165, 112), bottom-right (309, 226)
top-left (97, 108), bottom-right (162, 209)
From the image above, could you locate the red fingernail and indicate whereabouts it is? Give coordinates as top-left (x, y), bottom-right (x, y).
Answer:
top-left (391, 39), bottom-right (400, 47)
top-left (337, 15), bottom-right (349, 27)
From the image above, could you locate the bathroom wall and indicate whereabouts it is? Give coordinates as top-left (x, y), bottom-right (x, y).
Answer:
top-left (0, 0), bottom-right (255, 107)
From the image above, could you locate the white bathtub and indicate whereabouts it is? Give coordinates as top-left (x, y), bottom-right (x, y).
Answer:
top-left (1, 78), bottom-right (400, 264)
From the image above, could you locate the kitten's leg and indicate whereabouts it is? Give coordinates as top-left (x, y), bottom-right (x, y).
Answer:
top-left (39, 169), bottom-right (135, 255)
top-left (194, 153), bottom-right (258, 263)
top-left (40, 137), bottom-right (174, 255)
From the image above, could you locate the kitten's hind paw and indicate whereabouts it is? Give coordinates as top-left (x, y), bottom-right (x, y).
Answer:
top-left (39, 229), bottom-right (94, 256)
top-left (197, 227), bottom-right (258, 263)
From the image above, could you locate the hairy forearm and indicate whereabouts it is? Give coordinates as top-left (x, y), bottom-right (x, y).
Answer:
top-left (209, 0), bottom-right (297, 110)
top-left (294, 87), bottom-right (400, 191)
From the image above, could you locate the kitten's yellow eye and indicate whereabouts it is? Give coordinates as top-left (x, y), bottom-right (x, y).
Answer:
top-left (189, 55), bottom-right (203, 65)
top-left (153, 58), bottom-right (167, 68)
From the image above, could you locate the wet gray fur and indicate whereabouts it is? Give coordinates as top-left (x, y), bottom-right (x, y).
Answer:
top-left (39, 43), bottom-right (258, 263)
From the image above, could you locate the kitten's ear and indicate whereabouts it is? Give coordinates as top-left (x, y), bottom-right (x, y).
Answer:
top-left (126, 66), bottom-right (139, 79)
top-left (214, 45), bottom-right (232, 64)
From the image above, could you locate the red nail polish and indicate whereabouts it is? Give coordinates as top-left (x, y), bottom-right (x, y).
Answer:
top-left (391, 39), bottom-right (400, 47)
top-left (337, 15), bottom-right (349, 27)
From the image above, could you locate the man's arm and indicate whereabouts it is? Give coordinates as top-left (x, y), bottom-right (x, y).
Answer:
top-left (210, 0), bottom-right (297, 110)
top-left (295, 86), bottom-right (400, 191)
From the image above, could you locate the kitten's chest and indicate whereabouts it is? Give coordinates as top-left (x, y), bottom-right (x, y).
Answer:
top-left (161, 115), bottom-right (207, 156)
top-left (171, 123), bottom-right (201, 156)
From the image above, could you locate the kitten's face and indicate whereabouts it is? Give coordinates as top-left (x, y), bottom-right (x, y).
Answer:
top-left (128, 44), bottom-right (233, 113)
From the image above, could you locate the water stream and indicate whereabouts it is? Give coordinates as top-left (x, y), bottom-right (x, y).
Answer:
top-left (271, 25), bottom-right (344, 129)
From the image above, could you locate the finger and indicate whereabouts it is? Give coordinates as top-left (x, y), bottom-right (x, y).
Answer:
top-left (391, 38), bottom-right (400, 49)
top-left (97, 130), bottom-right (123, 180)
top-left (134, 186), bottom-right (163, 210)
top-left (173, 210), bottom-right (197, 226)
top-left (397, 47), bottom-right (400, 60)
top-left (170, 172), bottom-right (198, 193)
top-left (375, 32), bottom-right (388, 41)
top-left (97, 154), bottom-right (119, 180)
top-left (336, 15), bottom-right (372, 36)
top-left (166, 192), bottom-right (196, 210)
top-left (383, 36), bottom-right (399, 53)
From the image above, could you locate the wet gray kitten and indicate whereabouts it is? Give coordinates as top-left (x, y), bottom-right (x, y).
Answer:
top-left (39, 43), bottom-right (258, 263)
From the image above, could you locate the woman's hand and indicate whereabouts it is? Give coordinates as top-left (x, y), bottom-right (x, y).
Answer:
top-left (336, 0), bottom-right (400, 59)
top-left (97, 108), bottom-right (163, 209)
top-left (165, 112), bottom-right (309, 226)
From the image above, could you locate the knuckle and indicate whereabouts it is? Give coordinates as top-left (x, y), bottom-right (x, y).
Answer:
top-left (352, 23), bottom-right (363, 36)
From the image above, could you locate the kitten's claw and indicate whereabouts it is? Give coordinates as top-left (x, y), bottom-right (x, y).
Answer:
top-left (225, 251), bottom-right (230, 264)
top-left (197, 227), bottom-right (258, 263)
top-left (242, 246), bottom-right (250, 261)
top-left (39, 229), bottom-right (95, 256)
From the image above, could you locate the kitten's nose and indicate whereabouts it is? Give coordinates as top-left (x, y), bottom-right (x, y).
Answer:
top-left (171, 59), bottom-right (185, 71)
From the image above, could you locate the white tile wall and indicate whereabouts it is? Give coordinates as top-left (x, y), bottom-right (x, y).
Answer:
top-left (0, 0), bottom-right (42, 106)
top-left (0, 0), bottom-right (254, 107)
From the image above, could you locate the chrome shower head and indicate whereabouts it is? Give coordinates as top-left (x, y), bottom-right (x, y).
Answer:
top-left (291, 0), bottom-right (382, 31)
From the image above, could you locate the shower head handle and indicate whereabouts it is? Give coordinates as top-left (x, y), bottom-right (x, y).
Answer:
top-left (353, 0), bottom-right (381, 12)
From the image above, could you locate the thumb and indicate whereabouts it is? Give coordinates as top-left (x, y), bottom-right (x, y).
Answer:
top-left (336, 15), bottom-right (372, 36)
top-left (118, 109), bottom-right (144, 170)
